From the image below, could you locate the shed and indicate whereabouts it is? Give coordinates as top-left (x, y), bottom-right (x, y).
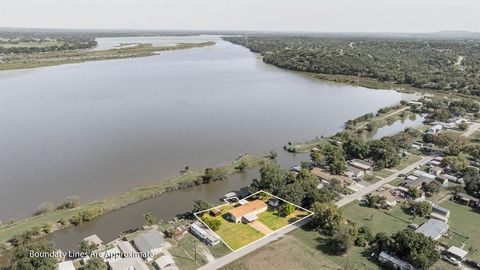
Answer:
top-left (210, 208), bottom-right (221, 217)
top-left (447, 246), bottom-right (468, 260)
top-left (378, 251), bottom-right (416, 270)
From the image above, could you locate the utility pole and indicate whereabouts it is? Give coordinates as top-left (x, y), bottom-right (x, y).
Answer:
top-left (194, 240), bottom-right (197, 262)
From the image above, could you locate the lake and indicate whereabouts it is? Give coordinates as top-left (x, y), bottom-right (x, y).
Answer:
top-left (0, 36), bottom-right (416, 222)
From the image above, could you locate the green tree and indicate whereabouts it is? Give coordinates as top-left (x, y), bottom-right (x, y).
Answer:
top-left (408, 187), bottom-right (422, 198)
top-left (35, 202), bottom-right (54, 216)
top-left (442, 155), bottom-right (469, 173)
top-left (235, 160), bottom-right (248, 172)
top-left (78, 240), bottom-right (97, 254)
top-left (281, 203), bottom-right (296, 217)
top-left (143, 212), bottom-right (157, 226)
top-left (389, 229), bottom-right (440, 269)
top-left (193, 200), bottom-right (212, 213)
top-left (344, 138), bottom-right (369, 159)
top-left (423, 181), bottom-right (442, 194)
top-left (255, 163), bottom-right (287, 194)
top-left (268, 150), bottom-right (277, 160)
top-left (57, 196), bottom-right (80, 210)
top-left (329, 226), bottom-right (354, 255)
top-left (310, 202), bottom-right (344, 235)
top-left (310, 151), bottom-right (324, 167)
top-left (411, 201), bottom-right (432, 217)
top-left (203, 217), bottom-right (221, 231)
top-left (368, 138), bottom-right (400, 169)
top-left (84, 256), bottom-right (107, 270)
top-left (366, 195), bottom-right (387, 208)
top-left (11, 240), bottom-right (57, 270)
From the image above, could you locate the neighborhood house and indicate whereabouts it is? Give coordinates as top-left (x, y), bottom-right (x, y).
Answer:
top-left (227, 199), bottom-right (268, 223)
top-left (415, 219), bottom-right (449, 240)
top-left (133, 230), bottom-right (166, 261)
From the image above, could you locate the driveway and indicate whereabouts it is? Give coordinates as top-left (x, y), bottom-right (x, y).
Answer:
top-left (248, 220), bottom-right (273, 235)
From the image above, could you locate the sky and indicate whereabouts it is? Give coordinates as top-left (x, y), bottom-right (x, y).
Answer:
top-left (0, 0), bottom-right (479, 33)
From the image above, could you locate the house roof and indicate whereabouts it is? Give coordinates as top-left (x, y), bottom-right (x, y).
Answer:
top-left (228, 200), bottom-right (267, 219)
top-left (117, 241), bottom-right (136, 254)
top-left (109, 258), bottom-right (149, 270)
top-left (447, 246), bottom-right (469, 259)
top-left (133, 230), bottom-right (165, 253)
top-left (432, 204), bottom-right (450, 217)
top-left (379, 251), bottom-right (415, 270)
top-left (349, 159), bottom-right (373, 170)
top-left (310, 167), bottom-right (353, 185)
top-left (83, 234), bottom-right (103, 246)
top-left (405, 176), bottom-right (434, 188)
top-left (456, 193), bottom-right (480, 202)
top-left (416, 219), bottom-right (449, 239)
top-left (58, 261), bottom-right (75, 270)
top-left (243, 212), bottom-right (258, 222)
top-left (155, 255), bottom-right (176, 268)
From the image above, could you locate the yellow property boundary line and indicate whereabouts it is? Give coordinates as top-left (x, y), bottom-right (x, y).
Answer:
top-left (193, 190), bottom-right (314, 252)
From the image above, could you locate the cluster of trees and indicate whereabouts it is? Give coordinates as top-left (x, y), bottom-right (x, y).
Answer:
top-left (423, 97), bottom-right (480, 121)
top-left (224, 36), bottom-right (480, 96)
top-left (345, 113), bottom-right (374, 128)
top-left (372, 229), bottom-right (440, 269)
top-left (250, 163), bottom-right (338, 209)
top-left (35, 196), bottom-right (81, 216)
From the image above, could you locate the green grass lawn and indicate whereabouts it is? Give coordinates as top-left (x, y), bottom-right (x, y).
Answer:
top-left (216, 222), bottom-right (264, 250)
top-left (290, 228), bottom-right (380, 270)
top-left (390, 178), bottom-right (404, 187)
top-left (257, 209), bottom-right (308, 231)
top-left (342, 202), bottom-right (426, 235)
top-left (395, 154), bottom-right (422, 170)
top-left (439, 200), bottom-right (480, 261)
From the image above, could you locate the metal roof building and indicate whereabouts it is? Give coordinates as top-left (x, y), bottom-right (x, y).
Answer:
top-left (415, 219), bottom-right (449, 240)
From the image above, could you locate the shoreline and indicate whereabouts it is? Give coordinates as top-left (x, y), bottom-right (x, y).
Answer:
top-left (0, 41), bottom-right (215, 71)
top-left (0, 154), bottom-right (270, 247)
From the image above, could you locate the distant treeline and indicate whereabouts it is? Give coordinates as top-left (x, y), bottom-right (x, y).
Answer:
top-left (223, 36), bottom-right (480, 96)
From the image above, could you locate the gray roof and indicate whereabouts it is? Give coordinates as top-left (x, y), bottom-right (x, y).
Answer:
top-left (404, 176), bottom-right (434, 188)
top-left (432, 205), bottom-right (450, 217)
top-left (379, 251), bottom-right (416, 270)
top-left (416, 219), bottom-right (449, 239)
top-left (133, 230), bottom-right (165, 253)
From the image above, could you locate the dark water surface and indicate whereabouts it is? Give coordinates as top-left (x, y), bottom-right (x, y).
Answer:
top-left (0, 37), bottom-right (414, 222)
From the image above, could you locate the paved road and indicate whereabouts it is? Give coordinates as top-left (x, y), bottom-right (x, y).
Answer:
top-left (335, 155), bottom-right (435, 207)
top-left (197, 217), bottom-right (311, 270)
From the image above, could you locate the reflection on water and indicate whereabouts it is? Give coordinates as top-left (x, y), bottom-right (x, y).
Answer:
top-left (366, 114), bottom-right (425, 140)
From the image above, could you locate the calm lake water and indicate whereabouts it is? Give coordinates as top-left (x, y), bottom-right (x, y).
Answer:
top-left (0, 36), bottom-right (415, 223)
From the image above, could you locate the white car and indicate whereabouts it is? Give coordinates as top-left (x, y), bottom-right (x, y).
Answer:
top-left (443, 255), bottom-right (461, 266)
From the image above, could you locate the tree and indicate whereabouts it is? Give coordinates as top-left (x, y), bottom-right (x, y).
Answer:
top-left (408, 187), bottom-right (422, 198)
top-left (464, 169), bottom-right (480, 198)
top-left (368, 138), bottom-right (400, 169)
top-left (344, 138), bottom-right (369, 159)
top-left (411, 201), bottom-right (432, 217)
top-left (372, 232), bottom-right (392, 252)
top-left (466, 144), bottom-right (480, 161)
top-left (329, 226), bottom-right (354, 255)
top-left (11, 240), bottom-right (57, 270)
top-left (84, 256), bottom-right (107, 270)
top-left (57, 196), bottom-right (80, 210)
top-left (35, 202), bottom-right (54, 216)
top-left (281, 203), bottom-right (296, 217)
top-left (310, 202), bottom-right (344, 235)
top-left (78, 240), bottom-right (97, 254)
top-left (355, 226), bottom-right (373, 247)
top-left (143, 212), bottom-right (157, 226)
top-left (423, 181), bottom-right (442, 195)
top-left (193, 200), bottom-right (212, 213)
top-left (235, 160), bottom-right (248, 172)
top-left (268, 150), bottom-right (277, 160)
top-left (310, 151), bottom-right (324, 167)
top-left (256, 163), bottom-right (287, 194)
top-left (202, 168), bottom-right (227, 183)
top-left (459, 122), bottom-right (469, 131)
top-left (389, 229), bottom-right (440, 269)
top-left (203, 217), bottom-right (221, 231)
top-left (366, 195), bottom-right (387, 208)
top-left (442, 155), bottom-right (469, 173)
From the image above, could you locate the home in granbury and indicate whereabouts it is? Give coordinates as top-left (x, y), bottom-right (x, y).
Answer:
top-left (415, 219), bottom-right (449, 240)
top-left (133, 230), bottom-right (166, 261)
top-left (345, 165), bottom-right (364, 179)
top-left (227, 199), bottom-right (268, 223)
top-left (453, 193), bottom-right (480, 207)
top-left (349, 159), bottom-right (374, 172)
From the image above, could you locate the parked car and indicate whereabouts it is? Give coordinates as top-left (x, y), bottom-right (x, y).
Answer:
top-left (465, 259), bottom-right (480, 270)
top-left (443, 255), bottom-right (461, 266)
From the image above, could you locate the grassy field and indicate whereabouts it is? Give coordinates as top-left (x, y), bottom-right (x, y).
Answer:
top-left (216, 222), bottom-right (265, 250)
top-left (0, 42), bottom-right (215, 70)
top-left (0, 154), bottom-right (268, 244)
top-left (257, 209), bottom-right (309, 231)
top-left (439, 200), bottom-right (480, 261)
top-left (395, 154), bottom-right (422, 170)
top-left (0, 39), bottom-right (62, 48)
top-left (342, 202), bottom-right (426, 235)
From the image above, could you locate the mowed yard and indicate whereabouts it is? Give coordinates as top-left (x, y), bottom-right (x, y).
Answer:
top-left (342, 202), bottom-right (426, 235)
top-left (439, 200), bottom-right (480, 261)
top-left (201, 200), bottom-right (310, 250)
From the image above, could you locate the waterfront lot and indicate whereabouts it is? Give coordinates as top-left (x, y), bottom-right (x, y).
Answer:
top-left (196, 191), bottom-right (312, 251)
